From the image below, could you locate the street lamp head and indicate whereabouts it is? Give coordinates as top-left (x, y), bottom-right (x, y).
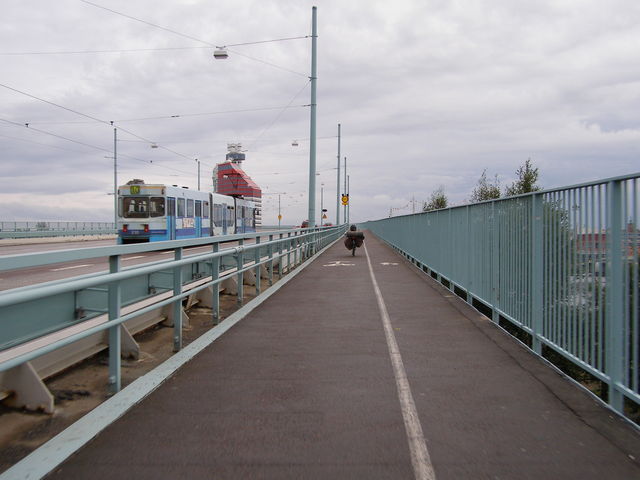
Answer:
top-left (214, 47), bottom-right (229, 59)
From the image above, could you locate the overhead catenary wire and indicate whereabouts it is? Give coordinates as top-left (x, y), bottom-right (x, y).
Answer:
top-left (80, 0), bottom-right (309, 77)
top-left (246, 80), bottom-right (310, 151)
top-left (0, 82), bottom-right (204, 166)
top-left (0, 36), bottom-right (310, 56)
top-left (20, 104), bottom-right (308, 125)
top-left (0, 118), bottom-right (195, 177)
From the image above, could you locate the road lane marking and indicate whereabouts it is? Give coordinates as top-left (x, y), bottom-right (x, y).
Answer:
top-left (123, 255), bottom-right (146, 260)
top-left (364, 243), bottom-right (436, 480)
top-left (50, 264), bottom-right (92, 272)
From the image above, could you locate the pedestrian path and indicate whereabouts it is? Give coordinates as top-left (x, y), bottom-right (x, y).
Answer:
top-left (38, 232), bottom-right (640, 479)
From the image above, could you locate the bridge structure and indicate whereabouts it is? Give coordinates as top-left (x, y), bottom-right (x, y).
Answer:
top-left (0, 222), bottom-right (116, 240)
top-left (0, 173), bottom-right (639, 479)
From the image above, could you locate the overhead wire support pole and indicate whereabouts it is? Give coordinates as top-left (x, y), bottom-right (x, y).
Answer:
top-left (343, 156), bottom-right (347, 224)
top-left (307, 6), bottom-right (318, 231)
top-left (336, 123), bottom-right (341, 225)
top-left (112, 123), bottom-right (117, 231)
top-left (347, 174), bottom-right (350, 224)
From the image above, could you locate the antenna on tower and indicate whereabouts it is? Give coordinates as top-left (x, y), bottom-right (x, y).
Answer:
top-left (226, 143), bottom-right (246, 165)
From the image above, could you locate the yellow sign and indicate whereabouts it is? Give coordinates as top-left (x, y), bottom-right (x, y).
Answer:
top-left (341, 194), bottom-right (349, 206)
top-left (278, 214), bottom-right (282, 220)
top-left (130, 185), bottom-right (140, 194)
top-left (322, 214), bottom-right (327, 219)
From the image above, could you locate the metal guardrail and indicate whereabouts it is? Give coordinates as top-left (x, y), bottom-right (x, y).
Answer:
top-left (0, 226), bottom-right (346, 410)
top-left (361, 172), bottom-right (640, 419)
top-left (0, 221), bottom-right (115, 238)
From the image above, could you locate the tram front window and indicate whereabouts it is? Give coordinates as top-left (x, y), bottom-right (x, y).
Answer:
top-left (149, 197), bottom-right (165, 217)
top-left (123, 197), bottom-right (149, 218)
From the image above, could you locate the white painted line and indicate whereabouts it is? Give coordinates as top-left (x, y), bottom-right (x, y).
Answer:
top-left (364, 242), bottom-right (436, 480)
top-left (49, 264), bottom-right (92, 272)
top-left (0, 236), bottom-right (342, 480)
top-left (123, 255), bottom-right (146, 260)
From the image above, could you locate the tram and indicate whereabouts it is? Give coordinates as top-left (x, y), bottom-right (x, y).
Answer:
top-left (117, 180), bottom-right (257, 244)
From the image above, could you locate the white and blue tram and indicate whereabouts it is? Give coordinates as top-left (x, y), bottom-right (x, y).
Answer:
top-left (117, 180), bottom-right (257, 244)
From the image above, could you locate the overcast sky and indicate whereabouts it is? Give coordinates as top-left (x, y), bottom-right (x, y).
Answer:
top-left (1, 0), bottom-right (639, 225)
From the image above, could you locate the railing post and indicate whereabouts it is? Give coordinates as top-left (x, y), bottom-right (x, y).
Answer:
top-left (211, 243), bottom-right (220, 323)
top-left (532, 193), bottom-right (544, 354)
top-left (255, 236), bottom-right (261, 295)
top-left (466, 205), bottom-right (472, 303)
top-left (108, 255), bottom-right (121, 393)
top-left (237, 239), bottom-right (244, 306)
top-left (268, 234), bottom-right (274, 286)
top-left (287, 232), bottom-right (292, 274)
top-left (278, 233), bottom-right (283, 279)
top-left (606, 180), bottom-right (624, 412)
top-left (491, 201), bottom-right (500, 323)
top-left (173, 248), bottom-right (183, 352)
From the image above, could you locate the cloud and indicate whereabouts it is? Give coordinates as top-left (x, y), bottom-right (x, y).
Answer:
top-left (1, 0), bottom-right (639, 226)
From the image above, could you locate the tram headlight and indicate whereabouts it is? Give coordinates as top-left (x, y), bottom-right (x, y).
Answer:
top-left (143, 224), bottom-right (149, 233)
top-left (122, 224), bottom-right (128, 233)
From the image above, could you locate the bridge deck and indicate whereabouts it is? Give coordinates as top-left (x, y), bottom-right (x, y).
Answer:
top-left (43, 233), bottom-right (640, 479)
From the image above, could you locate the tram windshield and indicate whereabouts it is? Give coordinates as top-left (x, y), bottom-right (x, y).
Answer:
top-left (122, 196), bottom-right (165, 218)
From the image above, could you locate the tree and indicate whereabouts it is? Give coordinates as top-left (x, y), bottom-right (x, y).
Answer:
top-left (423, 186), bottom-right (448, 211)
top-left (505, 158), bottom-right (541, 196)
top-left (469, 169), bottom-right (501, 203)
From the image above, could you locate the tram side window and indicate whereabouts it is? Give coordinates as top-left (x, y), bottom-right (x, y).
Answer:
top-left (213, 204), bottom-right (223, 227)
top-left (167, 198), bottom-right (175, 216)
top-left (187, 199), bottom-right (194, 217)
top-left (123, 197), bottom-right (149, 218)
top-left (149, 197), bottom-right (165, 217)
top-left (203, 201), bottom-right (209, 219)
top-left (177, 198), bottom-right (185, 217)
top-left (226, 206), bottom-right (235, 227)
top-left (195, 200), bottom-right (202, 217)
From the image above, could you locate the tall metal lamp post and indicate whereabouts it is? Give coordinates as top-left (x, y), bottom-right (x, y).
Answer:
top-left (214, 6), bottom-right (318, 232)
top-left (336, 123), bottom-right (341, 225)
top-left (307, 6), bottom-right (318, 230)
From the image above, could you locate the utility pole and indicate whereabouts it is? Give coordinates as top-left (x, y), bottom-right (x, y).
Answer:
top-left (196, 159), bottom-right (201, 190)
top-left (347, 174), bottom-right (350, 224)
top-left (112, 124), bottom-right (117, 230)
top-left (336, 123), bottom-right (341, 225)
top-left (343, 156), bottom-right (347, 223)
top-left (307, 6), bottom-right (318, 228)
top-left (320, 184), bottom-right (324, 227)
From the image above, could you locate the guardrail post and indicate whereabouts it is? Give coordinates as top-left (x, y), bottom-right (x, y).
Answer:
top-left (268, 234), bottom-right (274, 286)
top-left (108, 255), bottom-right (121, 393)
top-left (287, 232), bottom-right (292, 274)
top-left (278, 233), bottom-right (284, 279)
top-left (255, 236), bottom-right (261, 295)
top-left (211, 243), bottom-right (220, 323)
top-left (173, 247), bottom-right (183, 352)
top-left (491, 201), bottom-right (499, 323)
top-left (606, 180), bottom-right (624, 412)
top-left (466, 205), bottom-right (472, 303)
top-left (237, 239), bottom-right (244, 306)
top-left (532, 193), bottom-right (544, 354)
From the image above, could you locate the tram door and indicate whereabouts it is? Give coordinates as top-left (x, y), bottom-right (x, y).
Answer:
top-left (222, 204), bottom-right (228, 235)
top-left (195, 200), bottom-right (202, 237)
top-left (167, 197), bottom-right (176, 240)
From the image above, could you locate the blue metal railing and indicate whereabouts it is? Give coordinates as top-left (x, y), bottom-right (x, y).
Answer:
top-left (0, 221), bottom-right (115, 238)
top-left (0, 226), bottom-right (346, 393)
top-left (362, 172), bottom-right (640, 418)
